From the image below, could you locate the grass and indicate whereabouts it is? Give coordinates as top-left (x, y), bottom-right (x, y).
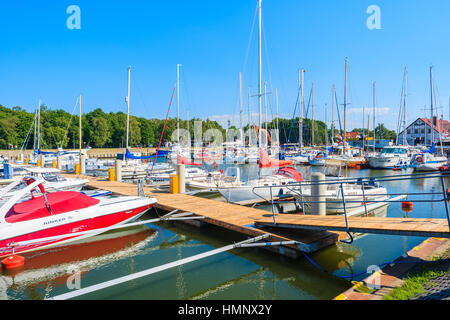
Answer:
top-left (383, 249), bottom-right (450, 300)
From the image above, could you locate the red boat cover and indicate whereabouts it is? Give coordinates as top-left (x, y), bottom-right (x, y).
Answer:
top-left (5, 191), bottom-right (100, 223)
top-left (275, 167), bottom-right (303, 182)
top-left (177, 154), bottom-right (201, 166)
top-left (259, 148), bottom-right (293, 168)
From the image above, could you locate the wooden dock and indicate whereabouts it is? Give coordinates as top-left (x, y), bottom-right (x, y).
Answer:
top-left (67, 174), bottom-right (450, 256)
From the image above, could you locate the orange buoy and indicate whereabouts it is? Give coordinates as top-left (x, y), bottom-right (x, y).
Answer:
top-left (1, 255), bottom-right (25, 269)
top-left (402, 202), bottom-right (413, 210)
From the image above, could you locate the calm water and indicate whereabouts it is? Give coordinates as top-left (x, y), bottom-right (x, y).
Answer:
top-left (3, 164), bottom-right (450, 300)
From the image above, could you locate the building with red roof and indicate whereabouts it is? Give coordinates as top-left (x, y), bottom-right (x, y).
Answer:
top-left (397, 117), bottom-right (450, 145)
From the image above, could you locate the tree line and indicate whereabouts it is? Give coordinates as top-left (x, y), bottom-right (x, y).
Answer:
top-left (0, 104), bottom-right (225, 150)
top-left (0, 104), bottom-right (396, 150)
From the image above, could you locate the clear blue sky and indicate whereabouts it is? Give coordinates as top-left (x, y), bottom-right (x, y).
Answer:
top-left (1, 0), bottom-right (450, 131)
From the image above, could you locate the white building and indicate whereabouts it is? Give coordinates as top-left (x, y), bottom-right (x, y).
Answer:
top-left (397, 117), bottom-right (450, 146)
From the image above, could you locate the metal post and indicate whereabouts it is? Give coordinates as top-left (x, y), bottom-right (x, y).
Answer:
top-left (115, 159), bottom-right (122, 182)
top-left (340, 182), bottom-right (353, 244)
top-left (270, 186), bottom-right (276, 224)
top-left (361, 182), bottom-right (368, 217)
top-left (311, 173), bottom-right (326, 216)
top-left (80, 154), bottom-right (86, 175)
top-left (138, 179), bottom-right (145, 197)
top-left (440, 175), bottom-right (450, 232)
top-left (177, 164), bottom-right (186, 194)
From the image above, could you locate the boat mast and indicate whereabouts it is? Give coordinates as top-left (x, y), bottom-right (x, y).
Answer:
top-left (299, 69), bottom-right (305, 152)
top-left (33, 109), bottom-right (37, 151)
top-left (239, 72), bottom-right (243, 139)
top-left (275, 88), bottom-right (279, 139)
top-left (311, 83), bottom-right (315, 146)
top-left (367, 115), bottom-right (370, 154)
top-left (79, 94), bottom-right (82, 161)
top-left (126, 66), bottom-right (131, 151)
top-left (264, 80), bottom-right (268, 135)
top-left (325, 104), bottom-right (328, 146)
top-left (430, 66), bottom-right (434, 147)
top-left (331, 85), bottom-right (335, 144)
top-left (37, 100), bottom-right (41, 151)
top-left (248, 87), bottom-right (252, 138)
top-left (177, 64), bottom-right (181, 145)
top-left (343, 58), bottom-right (348, 154)
top-left (373, 81), bottom-right (376, 153)
top-left (362, 106), bottom-right (365, 152)
top-left (403, 67), bottom-right (408, 146)
top-left (258, 0), bottom-right (262, 147)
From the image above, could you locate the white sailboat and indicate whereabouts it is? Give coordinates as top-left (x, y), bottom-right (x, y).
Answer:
top-left (411, 67), bottom-right (447, 171)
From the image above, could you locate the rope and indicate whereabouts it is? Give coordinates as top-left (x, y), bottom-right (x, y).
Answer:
top-left (149, 85), bottom-right (176, 174)
top-left (60, 97), bottom-right (79, 148)
top-left (302, 251), bottom-right (450, 281)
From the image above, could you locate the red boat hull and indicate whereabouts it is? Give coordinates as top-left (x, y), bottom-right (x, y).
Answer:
top-left (0, 204), bottom-right (153, 257)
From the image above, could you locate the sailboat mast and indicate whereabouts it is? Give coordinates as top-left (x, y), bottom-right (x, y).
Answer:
top-left (177, 64), bottom-right (181, 145)
top-left (362, 106), bottom-right (365, 152)
top-left (325, 104), bottom-right (328, 146)
top-left (258, 0), bottom-right (262, 147)
top-left (37, 100), bottom-right (41, 151)
top-left (264, 80), bottom-right (268, 134)
top-left (79, 94), bottom-right (82, 160)
top-left (403, 67), bottom-right (408, 146)
top-left (126, 66), bottom-right (131, 151)
top-left (373, 81), bottom-right (376, 153)
top-left (33, 109), bottom-right (37, 151)
top-left (343, 58), bottom-right (348, 154)
top-left (430, 66), bottom-right (434, 146)
top-left (331, 85), bottom-right (335, 144)
top-left (311, 83), bottom-right (315, 146)
top-left (248, 87), bottom-right (252, 132)
top-left (239, 72), bottom-right (243, 134)
top-left (299, 69), bottom-right (305, 152)
top-left (367, 115), bottom-right (370, 154)
top-left (276, 88), bottom-right (279, 137)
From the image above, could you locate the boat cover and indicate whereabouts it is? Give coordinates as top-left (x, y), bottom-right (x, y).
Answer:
top-left (5, 191), bottom-right (100, 223)
top-left (259, 148), bottom-right (293, 168)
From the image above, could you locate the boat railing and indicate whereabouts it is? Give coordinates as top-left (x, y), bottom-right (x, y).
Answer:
top-left (251, 172), bottom-right (450, 241)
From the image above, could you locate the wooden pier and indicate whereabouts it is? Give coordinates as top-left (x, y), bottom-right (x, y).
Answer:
top-left (67, 174), bottom-right (450, 256)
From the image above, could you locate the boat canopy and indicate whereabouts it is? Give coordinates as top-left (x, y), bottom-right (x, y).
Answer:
top-left (276, 167), bottom-right (303, 182)
top-left (5, 191), bottom-right (100, 223)
top-left (125, 149), bottom-right (168, 160)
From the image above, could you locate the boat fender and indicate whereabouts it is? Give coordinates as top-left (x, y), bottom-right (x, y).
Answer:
top-left (402, 202), bottom-right (413, 210)
top-left (1, 255), bottom-right (24, 269)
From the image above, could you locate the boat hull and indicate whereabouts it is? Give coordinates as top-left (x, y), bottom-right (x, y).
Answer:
top-left (0, 204), bottom-right (154, 257)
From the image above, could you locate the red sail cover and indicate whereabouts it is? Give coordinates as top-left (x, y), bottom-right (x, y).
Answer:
top-left (177, 154), bottom-right (201, 166)
top-left (259, 148), bottom-right (293, 168)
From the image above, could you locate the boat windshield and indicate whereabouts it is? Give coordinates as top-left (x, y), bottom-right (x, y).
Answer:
top-left (381, 148), bottom-right (407, 155)
top-left (42, 173), bottom-right (65, 182)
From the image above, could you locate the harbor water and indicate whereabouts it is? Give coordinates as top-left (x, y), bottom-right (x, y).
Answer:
top-left (3, 164), bottom-right (449, 300)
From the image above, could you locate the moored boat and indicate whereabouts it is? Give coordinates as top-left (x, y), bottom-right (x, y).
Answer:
top-left (0, 176), bottom-right (156, 257)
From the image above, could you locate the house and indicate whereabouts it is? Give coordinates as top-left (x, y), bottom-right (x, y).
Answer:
top-left (397, 117), bottom-right (450, 146)
top-left (335, 132), bottom-right (361, 141)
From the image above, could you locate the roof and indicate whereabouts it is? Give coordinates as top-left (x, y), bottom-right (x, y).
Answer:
top-left (400, 118), bottom-right (450, 135)
top-left (337, 132), bottom-right (361, 140)
top-left (420, 118), bottom-right (450, 134)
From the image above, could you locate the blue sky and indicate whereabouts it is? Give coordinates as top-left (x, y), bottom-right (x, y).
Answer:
top-left (1, 0), bottom-right (450, 131)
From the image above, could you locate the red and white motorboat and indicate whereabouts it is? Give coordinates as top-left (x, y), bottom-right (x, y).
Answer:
top-left (0, 176), bottom-right (157, 257)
